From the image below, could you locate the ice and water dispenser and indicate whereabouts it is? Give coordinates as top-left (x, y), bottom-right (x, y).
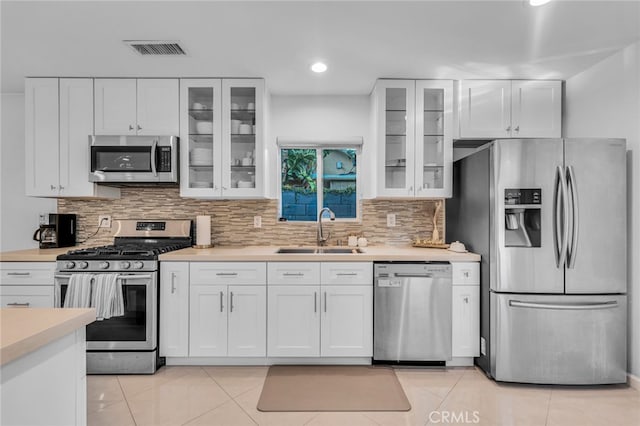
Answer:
top-left (504, 189), bottom-right (541, 247)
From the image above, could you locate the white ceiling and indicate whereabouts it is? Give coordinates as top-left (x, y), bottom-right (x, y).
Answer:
top-left (2, 0), bottom-right (639, 95)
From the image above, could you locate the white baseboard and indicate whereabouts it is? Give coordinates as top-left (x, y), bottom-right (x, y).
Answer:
top-left (628, 373), bottom-right (640, 390)
top-left (166, 357), bottom-right (372, 366)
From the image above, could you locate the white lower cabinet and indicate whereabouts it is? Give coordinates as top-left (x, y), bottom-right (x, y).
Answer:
top-left (321, 285), bottom-right (373, 357)
top-left (267, 285), bottom-right (320, 357)
top-left (159, 262), bottom-right (189, 357)
top-left (267, 262), bottom-right (373, 358)
top-left (451, 262), bottom-right (480, 358)
top-left (0, 262), bottom-right (55, 308)
top-left (190, 284), bottom-right (266, 357)
top-left (189, 262), bottom-right (267, 357)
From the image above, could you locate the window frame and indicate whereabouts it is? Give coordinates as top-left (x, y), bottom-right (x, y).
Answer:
top-left (277, 144), bottom-right (362, 223)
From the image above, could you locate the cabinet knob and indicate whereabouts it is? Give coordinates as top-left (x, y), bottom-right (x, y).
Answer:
top-left (137, 124), bottom-right (142, 131)
top-left (464, 297), bottom-right (469, 303)
top-left (409, 186), bottom-right (413, 194)
top-left (129, 125), bottom-right (134, 131)
top-left (222, 186), bottom-right (227, 190)
top-left (59, 185), bottom-right (64, 191)
top-left (514, 125), bottom-right (520, 132)
top-left (506, 126), bottom-right (511, 132)
top-left (50, 184), bottom-right (57, 191)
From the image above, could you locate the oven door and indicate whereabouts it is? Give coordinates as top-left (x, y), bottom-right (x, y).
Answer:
top-left (88, 135), bottom-right (178, 183)
top-left (55, 272), bottom-right (157, 351)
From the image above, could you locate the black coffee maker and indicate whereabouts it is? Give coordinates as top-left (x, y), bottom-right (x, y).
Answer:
top-left (33, 214), bottom-right (77, 249)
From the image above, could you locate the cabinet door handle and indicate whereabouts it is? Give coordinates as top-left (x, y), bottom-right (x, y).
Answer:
top-left (283, 272), bottom-right (304, 277)
top-left (7, 272), bottom-right (31, 276)
top-left (59, 185), bottom-right (64, 191)
top-left (170, 272), bottom-right (176, 294)
top-left (336, 272), bottom-right (357, 276)
top-left (7, 302), bottom-right (30, 307)
top-left (463, 297), bottom-right (469, 303)
top-left (314, 292), bottom-right (317, 313)
top-left (220, 291), bottom-right (224, 312)
top-left (50, 184), bottom-right (57, 191)
top-left (514, 125), bottom-right (520, 132)
top-left (216, 272), bottom-right (238, 276)
top-left (230, 291), bottom-right (234, 313)
top-left (137, 124), bottom-right (142, 131)
top-left (129, 124), bottom-right (134, 131)
top-left (506, 125), bottom-right (511, 132)
top-left (324, 291), bottom-right (327, 313)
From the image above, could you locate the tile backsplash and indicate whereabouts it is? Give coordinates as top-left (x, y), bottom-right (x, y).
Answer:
top-left (58, 188), bottom-right (444, 247)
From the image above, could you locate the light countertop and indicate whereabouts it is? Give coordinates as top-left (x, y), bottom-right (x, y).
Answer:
top-left (0, 247), bottom-right (76, 262)
top-left (0, 308), bottom-right (96, 366)
top-left (159, 245), bottom-right (481, 262)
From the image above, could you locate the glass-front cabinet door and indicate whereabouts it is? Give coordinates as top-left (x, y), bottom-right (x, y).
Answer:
top-left (375, 80), bottom-right (416, 197)
top-left (222, 79), bottom-right (264, 198)
top-left (415, 80), bottom-right (452, 198)
top-left (179, 79), bottom-right (222, 197)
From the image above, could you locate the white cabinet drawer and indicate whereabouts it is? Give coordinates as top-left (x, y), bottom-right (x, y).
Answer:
top-left (0, 262), bottom-right (55, 285)
top-left (321, 262), bottom-right (373, 286)
top-left (190, 262), bottom-right (266, 285)
top-left (268, 262), bottom-right (321, 285)
top-left (452, 262), bottom-right (479, 286)
top-left (0, 285), bottom-right (54, 307)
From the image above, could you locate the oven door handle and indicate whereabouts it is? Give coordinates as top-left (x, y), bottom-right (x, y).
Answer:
top-left (55, 274), bottom-right (153, 280)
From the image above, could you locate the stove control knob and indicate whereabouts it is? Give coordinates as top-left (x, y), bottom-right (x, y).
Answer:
top-left (99, 261), bottom-right (110, 269)
top-left (64, 261), bottom-right (76, 269)
top-left (77, 261), bottom-right (88, 269)
top-left (120, 261), bottom-right (131, 269)
top-left (133, 261), bottom-right (144, 270)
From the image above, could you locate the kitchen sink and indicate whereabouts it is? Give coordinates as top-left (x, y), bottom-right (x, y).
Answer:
top-left (276, 248), bottom-right (317, 254)
top-left (318, 248), bottom-right (363, 254)
top-left (275, 247), bottom-right (363, 254)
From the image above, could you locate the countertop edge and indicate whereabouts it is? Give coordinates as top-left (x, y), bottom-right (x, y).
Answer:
top-left (1, 308), bottom-right (96, 366)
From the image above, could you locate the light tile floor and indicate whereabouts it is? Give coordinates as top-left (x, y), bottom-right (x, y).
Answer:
top-left (87, 366), bottom-right (640, 426)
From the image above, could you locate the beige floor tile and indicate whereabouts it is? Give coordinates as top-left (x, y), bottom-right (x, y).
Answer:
top-left (235, 387), bottom-right (318, 426)
top-left (432, 373), bottom-right (551, 426)
top-left (87, 375), bottom-right (126, 402)
top-left (203, 366), bottom-right (268, 397)
top-left (547, 386), bottom-right (640, 426)
top-left (184, 399), bottom-right (257, 426)
top-left (363, 385), bottom-right (443, 426)
top-left (394, 367), bottom-right (467, 399)
top-left (87, 400), bottom-right (135, 426)
top-left (117, 366), bottom-right (206, 399)
top-left (126, 369), bottom-right (231, 426)
top-left (304, 412), bottom-right (381, 426)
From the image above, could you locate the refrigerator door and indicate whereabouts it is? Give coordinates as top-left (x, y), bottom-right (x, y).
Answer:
top-left (491, 292), bottom-right (627, 384)
top-left (493, 139), bottom-right (565, 293)
top-left (564, 138), bottom-right (627, 294)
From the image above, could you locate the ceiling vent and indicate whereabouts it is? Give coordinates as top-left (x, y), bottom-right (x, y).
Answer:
top-left (124, 40), bottom-right (187, 56)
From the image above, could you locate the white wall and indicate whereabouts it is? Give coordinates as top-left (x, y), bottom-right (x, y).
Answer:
top-left (0, 94), bottom-right (56, 251)
top-left (564, 41), bottom-right (640, 377)
top-left (268, 95), bottom-right (372, 198)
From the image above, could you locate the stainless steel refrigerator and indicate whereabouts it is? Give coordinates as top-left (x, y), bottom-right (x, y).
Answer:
top-left (446, 138), bottom-right (627, 385)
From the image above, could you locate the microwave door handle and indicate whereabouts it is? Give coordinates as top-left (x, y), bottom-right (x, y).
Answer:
top-left (151, 139), bottom-right (158, 177)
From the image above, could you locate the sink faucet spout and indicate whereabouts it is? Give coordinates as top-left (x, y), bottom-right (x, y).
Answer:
top-left (317, 207), bottom-right (335, 246)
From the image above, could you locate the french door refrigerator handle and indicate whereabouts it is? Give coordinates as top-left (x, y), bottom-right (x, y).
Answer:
top-left (566, 165), bottom-right (579, 269)
top-left (509, 300), bottom-right (618, 310)
top-left (554, 166), bottom-right (569, 267)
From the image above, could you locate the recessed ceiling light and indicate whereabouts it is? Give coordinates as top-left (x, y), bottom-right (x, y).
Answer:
top-left (529, 0), bottom-right (551, 6)
top-left (311, 62), bottom-right (328, 73)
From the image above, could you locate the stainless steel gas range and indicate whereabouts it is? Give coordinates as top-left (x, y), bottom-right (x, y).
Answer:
top-left (55, 219), bottom-right (192, 374)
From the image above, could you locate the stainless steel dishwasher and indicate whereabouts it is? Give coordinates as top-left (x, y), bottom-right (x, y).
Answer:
top-left (373, 262), bottom-right (452, 364)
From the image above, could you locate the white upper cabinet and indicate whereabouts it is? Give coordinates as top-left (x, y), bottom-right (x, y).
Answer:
top-left (373, 79), bottom-right (453, 198)
top-left (459, 80), bottom-right (562, 139)
top-left (25, 78), bottom-right (120, 198)
top-left (25, 78), bottom-right (59, 196)
top-left (180, 78), bottom-right (266, 199)
top-left (94, 79), bottom-right (179, 136)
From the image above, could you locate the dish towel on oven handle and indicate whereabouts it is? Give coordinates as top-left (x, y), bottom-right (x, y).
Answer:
top-left (63, 273), bottom-right (93, 308)
top-left (91, 273), bottom-right (124, 320)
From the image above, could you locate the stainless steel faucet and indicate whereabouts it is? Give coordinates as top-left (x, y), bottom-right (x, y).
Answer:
top-left (317, 207), bottom-right (336, 246)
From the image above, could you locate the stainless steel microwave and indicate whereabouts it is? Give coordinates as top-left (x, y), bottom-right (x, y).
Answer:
top-left (89, 135), bottom-right (178, 183)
